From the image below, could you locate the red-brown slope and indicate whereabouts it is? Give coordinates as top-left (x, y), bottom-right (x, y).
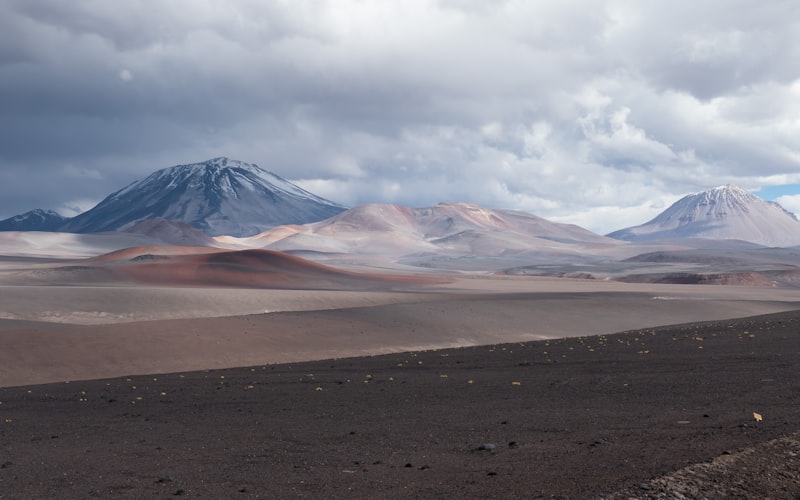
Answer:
top-left (113, 248), bottom-right (443, 289)
top-left (86, 245), bottom-right (225, 263)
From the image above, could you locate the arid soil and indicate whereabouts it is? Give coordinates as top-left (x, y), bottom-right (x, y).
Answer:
top-left (2, 285), bottom-right (800, 388)
top-left (1, 251), bottom-right (800, 497)
top-left (1, 310), bottom-right (799, 498)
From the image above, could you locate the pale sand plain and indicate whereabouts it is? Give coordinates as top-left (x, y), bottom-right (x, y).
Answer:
top-left (1, 271), bottom-right (799, 387)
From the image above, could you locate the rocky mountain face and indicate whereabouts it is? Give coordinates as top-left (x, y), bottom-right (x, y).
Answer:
top-left (59, 157), bottom-right (347, 237)
top-left (0, 209), bottom-right (69, 232)
top-left (607, 185), bottom-right (800, 247)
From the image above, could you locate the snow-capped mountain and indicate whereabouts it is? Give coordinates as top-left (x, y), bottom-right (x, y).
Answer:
top-left (607, 185), bottom-right (800, 247)
top-left (0, 209), bottom-right (69, 232)
top-left (233, 202), bottom-right (620, 257)
top-left (60, 157), bottom-right (347, 237)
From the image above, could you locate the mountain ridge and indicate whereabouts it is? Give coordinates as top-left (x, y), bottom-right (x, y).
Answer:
top-left (4, 167), bottom-right (800, 250)
top-left (227, 201), bottom-right (621, 258)
top-left (0, 209), bottom-right (69, 232)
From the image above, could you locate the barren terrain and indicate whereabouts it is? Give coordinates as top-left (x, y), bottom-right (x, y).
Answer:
top-left (1, 269), bottom-right (799, 387)
top-left (1, 244), bottom-right (799, 497)
top-left (1, 310), bottom-right (799, 498)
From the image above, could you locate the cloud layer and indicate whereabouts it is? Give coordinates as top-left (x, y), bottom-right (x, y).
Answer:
top-left (2, 0), bottom-right (799, 233)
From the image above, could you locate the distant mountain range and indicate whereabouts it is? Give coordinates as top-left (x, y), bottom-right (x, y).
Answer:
top-left (607, 184), bottom-right (800, 247)
top-left (0, 209), bottom-right (69, 232)
top-left (3, 159), bottom-right (800, 249)
top-left (230, 202), bottom-right (619, 258)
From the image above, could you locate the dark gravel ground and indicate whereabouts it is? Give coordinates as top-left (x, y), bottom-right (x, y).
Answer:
top-left (1, 310), bottom-right (799, 499)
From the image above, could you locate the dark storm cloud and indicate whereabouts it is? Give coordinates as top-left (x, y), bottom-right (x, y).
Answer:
top-left (1, 0), bottom-right (799, 232)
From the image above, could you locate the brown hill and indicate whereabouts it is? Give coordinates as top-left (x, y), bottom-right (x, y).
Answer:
top-left (108, 248), bottom-right (442, 289)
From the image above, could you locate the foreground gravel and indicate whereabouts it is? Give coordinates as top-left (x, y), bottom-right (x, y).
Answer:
top-left (1, 310), bottom-right (799, 498)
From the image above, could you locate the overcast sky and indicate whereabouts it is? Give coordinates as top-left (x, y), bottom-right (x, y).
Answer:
top-left (2, 0), bottom-right (800, 234)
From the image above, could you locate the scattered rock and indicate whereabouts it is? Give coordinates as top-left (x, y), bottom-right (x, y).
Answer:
top-left (475, 443), bottom-right (496, 452)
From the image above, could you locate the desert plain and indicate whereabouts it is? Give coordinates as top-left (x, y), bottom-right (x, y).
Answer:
top-left (1, 245), bottom-right (800, 498)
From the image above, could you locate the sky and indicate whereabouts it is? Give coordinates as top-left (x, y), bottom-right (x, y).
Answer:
top-left (2, 0), bottom-right (800, 234)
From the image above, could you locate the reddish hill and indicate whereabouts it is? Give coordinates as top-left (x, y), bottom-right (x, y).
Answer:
top-left (87, 245), bottom-right (224, 263)
top-left (245, 202), bottom-right (620, 257)
top-left (108, 248), bottom-right (443, 289)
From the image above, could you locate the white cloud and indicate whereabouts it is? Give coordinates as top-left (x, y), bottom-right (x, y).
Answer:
top-left (118, 68), bottom-right (133, 82)
top-left (58, 198), bottom-right (100, 217)
top-left (775, 195), bottom-right (800, 219)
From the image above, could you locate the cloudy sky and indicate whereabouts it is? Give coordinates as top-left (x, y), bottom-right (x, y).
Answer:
top-left (2, 0), bottom-right (800, 234)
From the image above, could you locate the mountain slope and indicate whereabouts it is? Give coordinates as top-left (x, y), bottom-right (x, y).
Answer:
top-left (122, 218), bottom-right (217, 246)
top-left (234, 202), bottom-right (620, 257)
top-left (60, 157), bottom-right (346, 237)
top-left (0, 209), bottom-right (69, 232)
top-left (608, 185), bottom-right (800, 247)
